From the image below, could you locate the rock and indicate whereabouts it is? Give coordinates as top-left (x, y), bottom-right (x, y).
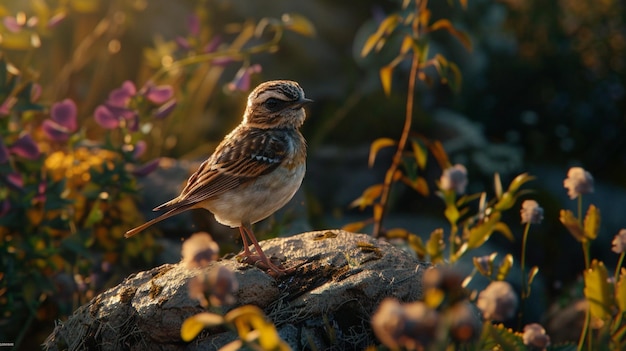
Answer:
top-left (43, 230), bottom-right (428, 350)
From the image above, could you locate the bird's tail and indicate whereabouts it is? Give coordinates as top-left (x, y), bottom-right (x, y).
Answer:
top-left (124, 204), bottom-right (194, 238)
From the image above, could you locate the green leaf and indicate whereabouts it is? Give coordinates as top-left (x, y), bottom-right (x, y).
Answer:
top-left (482, 323), bottom-right (525, 351)
top-left (583, 204), bottom-right (601, 240)
top-left (560, 209), bottom-right (586, 242)
top-left (584, 260), bottom-right (613, 322)
top-left (368, 138), bottom-right (396, 167)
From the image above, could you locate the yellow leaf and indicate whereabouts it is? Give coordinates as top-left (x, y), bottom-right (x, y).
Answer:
top-left (281, 13), bottom-right (316, 37)
top-left (218, 340), bottom-right (243, 351)
top-left (380, 65), bottom-right (393, 96)
top-left (496, 254), bottom-right (514, 281)
top-left (349, 184), bottom-right (383, 210)
top-left (527, 266), bottom-right (539, 295)
top-left (493, 192), bottom-right (515, 212)
top-left (410, 140), bottom-right (428, 169)
top-left (426, 228), bottom-right (445, 263)
top-left (369, 138), bottom-right (396, 167)
top-left (429, 19), bottom-right (472, 51)
top-left (361, 15), bottom-right (399, 57)
top-left (494, 173), bottom-right (503, 199)
top-left (467, 212), bottom-right (502, 249)
top-left (181, 312), bottom-right (224, 341)
top-left (560, 209), bottom-right (586, 242)
top-left (386, 228), bottom-right (409, 239)
top-left (493, 222), bottom-right (514, 242)
top-left (408, 234), bottom-right (426, 258)
top-left (459, 0), bottom-right (468, 9)
top-left (444, 204), bottom-right (460, 225)
top-left (584, 205), bottom-right (601, 240)
top-left (616, 268), bottom-right (626, 313)
top-left (401, 176), bottom-right (429, 197)
top-left (373, 203), bottom-right (384, 222)
top-left (584, 260), bottom-right (613, 322)
top-left (428, 140), bottom-right (450, 170)
top-left (507, 173), bottom-right (536, 194)
top-left (342, 221), bottom-right (367, 233)
top-left (400, 35), bottom-right (415, 54)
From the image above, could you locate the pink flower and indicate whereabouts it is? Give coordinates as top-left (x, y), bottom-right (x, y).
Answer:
top-left (563, 167), bottom-right (594, 199)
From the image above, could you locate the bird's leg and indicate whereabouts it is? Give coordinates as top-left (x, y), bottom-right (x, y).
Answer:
top-left (238, 226), bottom-right (253, 256)
top-left (237, 223), bottom-right (285, 274)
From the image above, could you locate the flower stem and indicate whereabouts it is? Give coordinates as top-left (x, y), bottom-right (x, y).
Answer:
top-left (518, 221), bottom-right (531, 330)
top-left (615, 252), bottom-right (625, 282)
top-left (577, 307), bottom-right (590, 351)
top-left (372, 5), bottom-right (421, 237)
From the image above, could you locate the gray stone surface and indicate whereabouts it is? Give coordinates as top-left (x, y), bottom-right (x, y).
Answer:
top-left (44, 230), bottom-right (428, 350)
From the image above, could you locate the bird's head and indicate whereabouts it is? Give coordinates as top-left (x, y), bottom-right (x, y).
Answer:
top-left (243, 80), bottom-right (312, 129)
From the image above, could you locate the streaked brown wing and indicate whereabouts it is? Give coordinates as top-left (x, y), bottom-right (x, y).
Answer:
top-left (154, 127), bottom-right (287, 211)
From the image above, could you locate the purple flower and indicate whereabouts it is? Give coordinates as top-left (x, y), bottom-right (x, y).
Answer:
top-left (3, 13), bottom-right (38, 33)
top-left (227, 64), bottom-right (262, 92)
top-left (0, 97), bottom-right (17, 116)
top-left (203, 35), bottom-right (221, 53)
top-left (153, 99), bottom-right (177, 119)
top-left (42, 99), bottom-right (78, 141)
top-left (0, 199), bottom-right (10, 217)
top-left (142, 82), bottom-right (173, 104)
top-left (175, 36), bottom-right (191, 51)
top-left (8, 134), bottom-right (40, 160)
top-left (131, 158), bottom-right (160, 177)
top-left (94, 105), bottom-right (120, 129)
top-left (440, 164), bottom-right (468, 194)
top-left (6, 172), bottom-right (23, 188)
top-left (47, 12), bottom-right (66, 28)
top-left (187, 14), bottom-right (200, 36)
top-left (132, 140), bottom-right (147, 159)
top-left (30, 83), bottom-right (42, 102)
top-left (108, 81), bottom-right (136, 107)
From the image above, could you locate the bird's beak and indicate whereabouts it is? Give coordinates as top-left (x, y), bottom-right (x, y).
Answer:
top-left (292, 97), bottom-right (314, 109)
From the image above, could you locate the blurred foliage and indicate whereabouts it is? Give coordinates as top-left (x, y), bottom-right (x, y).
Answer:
top-left (0, 0), bottom-right (314, 348)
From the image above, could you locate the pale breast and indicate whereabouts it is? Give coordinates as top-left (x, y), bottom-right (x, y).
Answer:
top-left (203, 163), bottom-right (306, 227)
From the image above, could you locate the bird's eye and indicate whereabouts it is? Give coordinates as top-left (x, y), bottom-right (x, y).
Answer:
top-left (264, 98), bottom-right (282, 111)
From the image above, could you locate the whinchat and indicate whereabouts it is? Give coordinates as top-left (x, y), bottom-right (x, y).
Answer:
top-left (125, 80), bottom-right (312, 274)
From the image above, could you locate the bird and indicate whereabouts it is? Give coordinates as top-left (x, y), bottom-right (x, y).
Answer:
top-left (125, 80), bottom-right (312, 274)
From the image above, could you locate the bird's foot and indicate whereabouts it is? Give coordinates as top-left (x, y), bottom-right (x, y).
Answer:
top-left (236, 252), bottom-right (294, 277)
